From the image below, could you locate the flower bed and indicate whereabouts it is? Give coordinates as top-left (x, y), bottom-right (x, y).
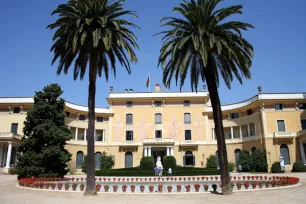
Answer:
top-left (18, 175), bottom-right (300, 193)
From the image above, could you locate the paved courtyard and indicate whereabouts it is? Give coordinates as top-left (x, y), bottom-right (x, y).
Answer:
top-left (0, 173), bottom-right (305, 204)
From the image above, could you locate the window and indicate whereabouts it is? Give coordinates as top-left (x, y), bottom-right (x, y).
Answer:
top-left (183, 100), bottom-right (190, 106)
top-left (76, 151), bottom-right (84, 169)
top-left (247, 109), bottom-right (253, 115)
top-left (126, 114), bottom-right (133, 124)
top-left (79, 115), bottom-right (86, 121)
top-left (95, 131), bottom-right (103, 141)
top-left (184, 113), bottom-right (191, 124)
top-left (126, 131), bottom-right (134, 141)
top-left (280, 144), bottom-right (290, 165)
top-left (185, 130), bottom-right (192, 140)
top-left (275, 104), bottom-right (283, 111)
top-left (277, 120), bottom-right (286, 132)
top-left (97, 117), bottom-right (104, 122)
top-left (231, 113), bottom-right (239, 119)
top-left (155, 113), bottom-right (162, 124)
top-left (184, 151), bottom-right (195, 166)
top-left (11, 123), bottom-right (18, 134)
top-left (301, 119), bottom-right (306, 130)
top-left (125, 152), bottom-right (133, 168)
top-left (95, 152), bottom-right (102, 169)
top-left (234, 149), bottom-right (241, 167)
top-left (13, 107), bottom-right (20, 113)
top-left (126, 101), bottom-right (133, 107)
top-left (155, 101), bottom-right (162, 107)
top-left (155, 130), bottom-right (162, 138)
top-left (251, 147), bottom-right (257, 154)
top-left (299, 103), bottom-right (306, 110)
top-left (66, 112), bottom-right (70, 117)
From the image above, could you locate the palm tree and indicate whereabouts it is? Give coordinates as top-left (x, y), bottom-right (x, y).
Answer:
top-left (157, 0), bottom-right (254, 195)
top-left (47, 0), bottom-right (138, 195)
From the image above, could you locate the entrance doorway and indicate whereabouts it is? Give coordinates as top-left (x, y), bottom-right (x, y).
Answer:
top-left (152, 148), bottom-right (166, 164)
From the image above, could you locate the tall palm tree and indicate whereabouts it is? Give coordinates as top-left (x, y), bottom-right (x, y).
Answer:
top-left (157, 0), bottom-right (254, 195)
top-left (47, 0), bottom-right (138, 195)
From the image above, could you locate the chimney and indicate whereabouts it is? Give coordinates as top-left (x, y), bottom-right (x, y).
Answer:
top-left (124, 89), bottom-right (128, 93)
top-left (129, 89), bottom-right (134, 93)
top-left (258, 86), bottom-right (262, 93)
top-left (110, 86), bottom-right (113, 93)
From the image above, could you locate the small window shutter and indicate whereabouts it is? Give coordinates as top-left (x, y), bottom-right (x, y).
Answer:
top-left (193, 156), bottom-right (195, 166)
top-left (183, 156), bottom-right (186, 166)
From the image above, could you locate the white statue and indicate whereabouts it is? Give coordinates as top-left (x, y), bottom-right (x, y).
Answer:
top-left (156, 156), bottom-right (163, 169)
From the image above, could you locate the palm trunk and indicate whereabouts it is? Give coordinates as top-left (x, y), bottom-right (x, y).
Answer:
top-left (84, 52), bottom-right (98, 196)
top-left (205, 69), bottom-right (232, 195)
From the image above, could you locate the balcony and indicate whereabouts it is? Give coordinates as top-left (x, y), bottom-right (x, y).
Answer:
top-left (143, 138), bottom-right (174, 145)
top-left (273, 132), bottom-right (296, 139)
top-left (119, 141), bottom-right (140, 147)
top-left (297, 129), bottom-right (306, 137)
top-left (0, 132), bottom-right (21, 139)
top-left (179, 140), bottom-right (198, 147)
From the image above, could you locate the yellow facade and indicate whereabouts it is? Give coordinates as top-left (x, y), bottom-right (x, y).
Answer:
top-left (1, 85), bottom-right (306, 173)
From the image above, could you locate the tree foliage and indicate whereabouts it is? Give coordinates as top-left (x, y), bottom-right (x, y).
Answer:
top-left (206, 155), bottom-right (217, 169)
top-left (238, 150), bottom-right (252, 172)
top-left (100, 151), bottom-right (115, 170)
top-left (251, 150), bottom-right (268, 172)
top-left (16, 84), bottom-right (72, 179)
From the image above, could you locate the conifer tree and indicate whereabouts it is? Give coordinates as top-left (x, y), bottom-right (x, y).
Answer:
top-left (16, 84), bottom-right (72, 179)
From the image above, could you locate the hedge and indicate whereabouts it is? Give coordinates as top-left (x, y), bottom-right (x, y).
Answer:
top-left (292, 161), bottom-right (306, 172)
top-left (271, 162), bottom-right (281, 173)
top-left (163, 156), bottom-right (177, 170)
top-left (140, 157), bottom-right (155, 170)
top-left (96, 169), bottom-right (220, 177)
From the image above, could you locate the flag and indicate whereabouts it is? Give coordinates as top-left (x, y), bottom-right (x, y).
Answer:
top-left (146, 74), bottom-right (150, 88)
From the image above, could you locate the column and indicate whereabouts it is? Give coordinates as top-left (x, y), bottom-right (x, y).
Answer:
top-left (84, 129), bottom-right (87, 141)
top-left (148, 147), bottom-right (152, 157)
top-left (75, 127), bottom-right (78, 140)
top-left (300, 142), bottom-right (306, 164)
top-left (231, 127), bottom-right (234, 139)
top-left (167, 147), bottom-right (170, 156)
top-left (170, 147), bottom-right (174, 156)
top-left (102, 130), bottom-right (105, 142)
top-left (5, 142), bottom-right (12, 168)
top-left (212, 128), bottom-right (215, 140)
top-left (0, 144), bottom-right (3, 167)
top-left (144, 148), bottom-right (148, 157)
top-left (247, 124), bottom-right (251, 137)
top-left (254, 123), bottom-right (257, 136)
top-left (239, 126), bottom-right (242, 139)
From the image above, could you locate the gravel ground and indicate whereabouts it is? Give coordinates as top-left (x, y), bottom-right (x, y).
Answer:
top-left (0, 173), bottom-right (305, 204)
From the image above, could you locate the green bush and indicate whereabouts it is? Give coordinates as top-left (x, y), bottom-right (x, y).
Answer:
top-left (163, 156), bottom-right (177, 170)
top-left (206, 155), bottom-right (217, 169)
top-left (292, 161), bottom-right (306, 172)
top-left (228, 162), bottom-right (235, 172)
top-left (140, 157), bottom-right (155, 170)
top-left (271, 162), bottom-right (281, 173)
top-left (239, 151), bottom-right (252, 172)
top-left (251, 150), bottom-right (268, 172)
top-left (100, 152), bottom-right (115, 170)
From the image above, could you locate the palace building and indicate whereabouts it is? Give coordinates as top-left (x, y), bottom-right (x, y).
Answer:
top-left (0, 84), bottom-right (306, 173)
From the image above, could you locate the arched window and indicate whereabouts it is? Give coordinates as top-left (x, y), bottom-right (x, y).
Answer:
top-left (126, 114), bottom-right (133, 124)
top-left (184, 151), bottom-right (195, 166)
top-left (234, 149), bottom-right (241, 166)
top-left (155, 113), bottom-right (162, 124)
top-left (280, 144), bottom-right (291, 165)
top-left (125, 152), bottom-right (133, 168)
top-left (251, 147), bottom-right (257, 154)
top-left (76, 151), bottom-right (84, 169)
top-left (184, 113), bottom-right (191, 124)
top-left (215, 151), bottom-right (220, 169)
top-left (95, 152), bottom-right (102, 169)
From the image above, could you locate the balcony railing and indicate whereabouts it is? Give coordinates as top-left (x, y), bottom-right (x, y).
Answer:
top-left (273, 132), bottom-right (296, 138)
top-left (143, 138), bottom-right (174, 144)
top-left (0, 132), bottom-right (20, 139)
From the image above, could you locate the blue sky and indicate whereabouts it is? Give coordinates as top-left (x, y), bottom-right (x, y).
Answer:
top-left (0, 0), bottom-right (305, 107)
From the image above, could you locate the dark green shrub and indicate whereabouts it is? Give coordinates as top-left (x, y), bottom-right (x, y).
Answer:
top-left (292, 161), bottom-right (306, 172)
top-left (163, 156), bottom-right (177, 170)
top-left (228, 162), bottom-right (235, 172)
top-left (206, 155), bottom-right (217, 169)
top-left (251, 150), bottom-right (268, 172)
top-left (100, 151), bottom-right (115, 170)
top-left (140, 157), bottom-right (155, 170)
top-left (239, 151), bottom-right (252, 172)
top-left (271, 162), bottom-right (281, 173)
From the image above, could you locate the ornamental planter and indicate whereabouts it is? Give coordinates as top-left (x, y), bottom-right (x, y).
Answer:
top-left (122, 184), bottom-right (127, 192)
top-left (96, 184), bottom-right (102, 192)
top-left (258, 183), bottom-right (263, 189)
top-left (140, 185), bottom-right (145, 193)
top-left (266, 182), bottom-right (270, 188)
top-left (204, 184), bottom-right (209, 191)
top-left (185, 185), bottom-right (191, 192)
top-left (113, 185), bottom-right (118, 192)
top-left (149, 186), bottom-right (154, 193)
top-left (51, 183), bottom-right (56, 190)
top-left (130, 185), bottom-right (135, 193)
top-left (194, 184), bottom-right (200, 192)
top-left (271, 182), bottom-right (276, 187)
top-left (39, 183), bottom-right (44, 189)
top-left (45, 183), bottom-right (50, 189)
top-left (72, 184), bottom-right (77, 191)
top-left (236, 183), bottom-right (242, 190)
top-left (167, 186), bottom-right (173, 193)
top-left (103, 185), bottom-right (109, 192)
top-left (176, 185), bottom-right (182, 192)
top-left (57, 183), bottom-right (63, 190)
top-left (251, 183), bottom-right (257, 189)
top-left (244, 182), bottom-right (249, 190)
top-left (158, 184), bottom-right (163, 193)
top-left (80, 184), bottom-right (85, 191)
top-left (65, 184), bottom-right (70, 191)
